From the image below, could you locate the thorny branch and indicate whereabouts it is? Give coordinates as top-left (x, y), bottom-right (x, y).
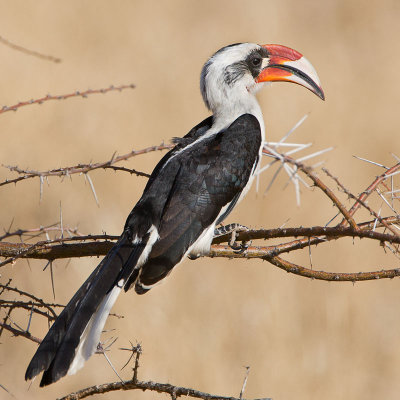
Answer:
top-left (57, 378), bottom-right (269, 400)
top-left (0, 84), bottom-right (135, 116)
top-left (58, 344), bottom-right (270, 400)
top-left (1, 143), bottom-right (172, 188)
top-left (1, 148), bottom-right (399, 276)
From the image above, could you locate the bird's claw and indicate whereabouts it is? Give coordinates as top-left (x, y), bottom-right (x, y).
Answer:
top-left (229, 229), bottom-right (251, 253)
top-left (213, 223), bottom-right (251, 253)
top-left (232, 239), bottom-right (252, 254)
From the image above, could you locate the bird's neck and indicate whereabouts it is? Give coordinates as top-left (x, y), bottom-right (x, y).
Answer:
top-left (210, 89), bottom-right (265, 141)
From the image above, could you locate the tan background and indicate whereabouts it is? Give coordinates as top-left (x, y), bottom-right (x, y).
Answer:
top-left (1, 1), bottom-right (400, 399)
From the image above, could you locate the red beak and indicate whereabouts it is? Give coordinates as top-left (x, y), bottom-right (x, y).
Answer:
top-left (257, 44), bottom-right (325, 100)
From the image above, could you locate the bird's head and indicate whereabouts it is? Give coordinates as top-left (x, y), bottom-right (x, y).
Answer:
top-left (200, 43), bottom-right (324, 115)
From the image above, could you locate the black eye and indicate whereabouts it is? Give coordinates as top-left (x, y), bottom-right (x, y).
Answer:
top-left (251, 57), bottom-right (262, 67)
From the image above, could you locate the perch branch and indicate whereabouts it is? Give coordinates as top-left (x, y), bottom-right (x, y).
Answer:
top-left (1, 223), bottom-right (398, 262)
top-left (1, 222), bottom-right (400, 281)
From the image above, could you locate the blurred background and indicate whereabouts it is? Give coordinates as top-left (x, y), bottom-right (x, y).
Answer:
top-left (1, 1), bottom-right (400, 399)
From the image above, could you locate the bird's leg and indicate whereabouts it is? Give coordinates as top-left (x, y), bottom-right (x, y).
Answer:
top-left (214, 223), bottom-right (251, 253)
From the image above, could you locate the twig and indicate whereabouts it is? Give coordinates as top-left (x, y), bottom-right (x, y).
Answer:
top-left (323, 167), bottom-right (399, 236)
top-left (0, 84), bottom-right (135, 116)
top-left (0, 281), bottom-right (61, 318)
top-left (0, 322), bottom-right (41, 344)
top-left (0, 382), bottom-right (14, 398)
top-left (209, 245), bottom-right (400, 281)
top-left (0, 143), bottom-right (170, 188)
top-left (0, 35), bottom-right (61, 63)
top-left (341, 163), bottom-right (400, 225)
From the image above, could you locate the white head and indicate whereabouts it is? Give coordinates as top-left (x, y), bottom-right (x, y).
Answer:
top-left (200, 43), bottom-right (324, 117)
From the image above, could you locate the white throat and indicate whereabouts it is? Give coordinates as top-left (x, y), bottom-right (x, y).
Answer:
top-left (209, 86), bottom-right (266, 142)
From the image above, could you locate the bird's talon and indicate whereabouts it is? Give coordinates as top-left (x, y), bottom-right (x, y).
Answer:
top-left (230, 241), bottom-right (243, 251)
top-left (232, 240), bottom-right (251, 254)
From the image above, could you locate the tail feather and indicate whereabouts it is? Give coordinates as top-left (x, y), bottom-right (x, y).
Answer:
top-left (67, 284), bottom-right (122, 375)
top-left (25, 233), bottom-right (148, 386)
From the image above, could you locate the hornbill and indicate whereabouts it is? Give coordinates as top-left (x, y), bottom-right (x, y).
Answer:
top-left (25, 42), bottom-right (324, 386)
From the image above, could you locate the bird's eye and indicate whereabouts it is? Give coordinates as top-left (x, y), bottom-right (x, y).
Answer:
top-left (251, 57), bottom-right (262, 67)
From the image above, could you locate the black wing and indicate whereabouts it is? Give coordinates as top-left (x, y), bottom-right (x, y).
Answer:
top-left (129, 113), bottom-right (261, 292)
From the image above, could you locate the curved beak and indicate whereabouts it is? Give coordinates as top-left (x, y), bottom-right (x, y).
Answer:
top-left (257, 44), bottom-right (325, 100)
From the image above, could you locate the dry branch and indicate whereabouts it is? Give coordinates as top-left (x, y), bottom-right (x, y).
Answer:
top-left (340, 163), bottom-right (400, 224)
top-left (57, 378), bottom-right (269, 400)
top-left (55, 342), bottom-right (271, 400)
top-left (1, 143), bottom-right (172, 188)
top-left (0, 35), bottom-right (61, 63)
top-left (1, 221), bottom-right (400, 281)
top-left (0, 84), bottom-right (135, 116)
top-left (0, 322), bottom-right (42, 344)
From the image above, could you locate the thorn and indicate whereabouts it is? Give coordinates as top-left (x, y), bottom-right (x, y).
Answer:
top-left (296, 147), bottom-right (334, 162)
top-left (59, 201), bottom-right (64, 239)
top-left (353, 155), bottom-right (388, 169)
top-left (43, 260), bottom-right (56, 300)
top-left (85, 173), bottom-right (100, 207)
top-left (325, 212), bottom-right (340, 227)
top-left (110, 151), bottom-right (117, 164)
top-left (98, 342), bottom-right (125, 383)
top-left (279, 113), bottom-right (309, 144)
top-left (391, 153), bottom-right (400, 162)
top-left (239, 366), bottom-right (250, 400)
top-left (39, 176), bottom-right (44, 202)
top-left (26, 306), bottom-right (34, 333)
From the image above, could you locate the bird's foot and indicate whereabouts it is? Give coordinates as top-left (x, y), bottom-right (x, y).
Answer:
top-left (214, 223), bottom-right (251, 253)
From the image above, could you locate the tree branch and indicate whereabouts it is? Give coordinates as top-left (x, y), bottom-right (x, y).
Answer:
top-left (1, 143), bottom-right (172, 188)
top-left (0, 34), bottom-right (61, 63)
top-left (1, 221), bottom-right (400, 281)
top-left (0, 322), bottom-right (42, 344)
top-left (0, 84), bottom-right (135, 116)
top-left (57, 376), bottom-right (269, 400)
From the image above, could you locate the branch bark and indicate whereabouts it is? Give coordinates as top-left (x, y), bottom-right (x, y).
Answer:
top-left (57, 377), bottom-right (270, 400)
top-left (1, 222), bottom-right (400, 281)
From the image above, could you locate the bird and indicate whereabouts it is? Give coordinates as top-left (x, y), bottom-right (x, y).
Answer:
top-left (25, 42), bottom-right (324, 386)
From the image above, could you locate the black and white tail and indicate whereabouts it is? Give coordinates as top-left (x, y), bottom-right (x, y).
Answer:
top-left (25, 232), bottom-right (149, 386)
